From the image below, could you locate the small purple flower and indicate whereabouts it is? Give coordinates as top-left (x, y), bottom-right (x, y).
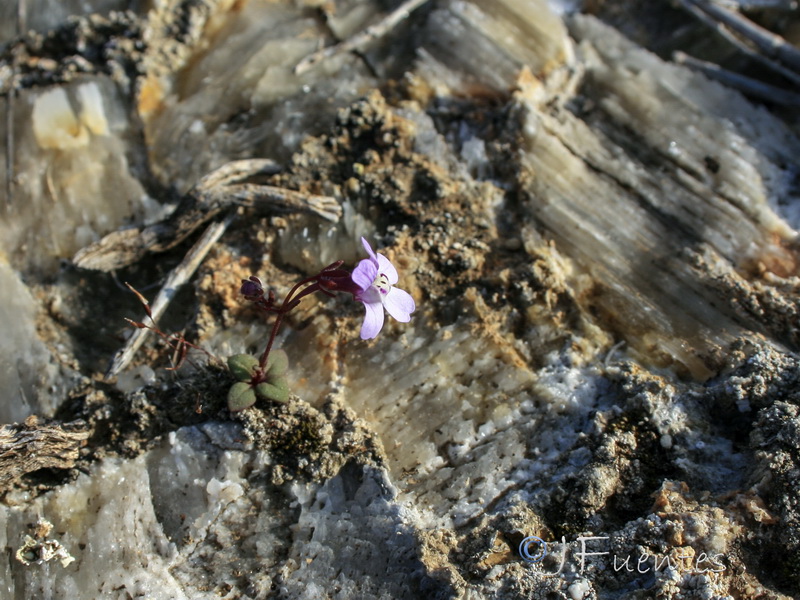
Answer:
top-left (351, 237), bottom-right (415, 339)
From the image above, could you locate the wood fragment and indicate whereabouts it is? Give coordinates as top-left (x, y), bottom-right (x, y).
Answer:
top-left (105, 212), bottom-right (235, 379)
top-left (3, 42), bottom-right (20, 210)
top-left (294, 0), bottom-right (429, 75)
top-left (687, 0), bottom-right (800, 71)
top-left (0, 416), bottom-right (89, 490)
top-left (679, 0), bottom-right (800, 85)
top-left (17, 0), bottom-right (27, 35)
top-left (4, 86), bottom-right (12, 209)
top-left (225, 183), bottom-right (342, 221)
top-left (195, 157), bottom-right (282, 189)
top-left (72, 159), bottom-right (341, 272)
top-left (674, 50), bottom-right (800, 105)
top-left (716, 0), bottom-right (798, 8)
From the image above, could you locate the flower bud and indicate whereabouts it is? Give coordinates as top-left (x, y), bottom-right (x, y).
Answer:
top-left (240, 276), bottom-right (264, 301)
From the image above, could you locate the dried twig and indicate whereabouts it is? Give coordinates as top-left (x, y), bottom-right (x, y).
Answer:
top-left (3, 47), bottom-right (19, 210)
top-left (716, 0), bottom-right (798, 8)
top-left (17, 0), bottom-right (27, 34)
top-left (105, 212), bottom-right (235, 379)
top-left (225, 183), bottom-right (341, 221)
top-left (679, 0), bottom-right (800, 86)
top-left (73, 159), bottom-right (341, 271)
top-left (686, 0), bottom-right (800, 71)
top-left (294, 0), bottom-right (430, 75)
top-left (674, 50), bottom-right (800, 105)
top-left (4, 84), bottom-right (12, 209)
top-left (195, 157), bottom-right (281, 189)
top-left (3, 0), bottom-right (27, 209)
top-left (0, 416), bottom-right (89, 490)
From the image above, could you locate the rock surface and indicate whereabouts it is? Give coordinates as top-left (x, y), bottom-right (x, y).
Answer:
top-left (2, 0), bottom-right (800, 598)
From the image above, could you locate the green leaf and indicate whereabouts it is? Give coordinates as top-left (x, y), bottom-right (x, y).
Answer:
top-left (227, 381), bottom-right (257, 412)
top-left (265, 349), bottom-right (289, 377)
top-left (255, 377), bottom-right (289, 403)
top-left (227, 354), bottom-right (259, 381)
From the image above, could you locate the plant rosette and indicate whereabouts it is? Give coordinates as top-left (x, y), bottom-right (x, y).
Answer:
top-left (227, 350), bottom-right (290, 411)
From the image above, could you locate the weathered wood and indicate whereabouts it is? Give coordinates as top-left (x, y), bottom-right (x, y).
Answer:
top-left (674, 51), bottom-right (800, 105)
top-left (105, 214), bottom-right (234, 379)
top-left (679, 0), bottom-right (800, 86)
top-left (72, 159), bottom-right (341, 272)
top-left (294, 0), bottom-right (430, 75)
top-left (0, 415), bottom-right (89, 490)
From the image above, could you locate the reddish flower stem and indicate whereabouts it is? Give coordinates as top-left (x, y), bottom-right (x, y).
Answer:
top-left (256, 274), bottom-right (320, 375)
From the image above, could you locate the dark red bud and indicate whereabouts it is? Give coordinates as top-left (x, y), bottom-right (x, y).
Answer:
top-left (240, 277), bottom-right (265, 301)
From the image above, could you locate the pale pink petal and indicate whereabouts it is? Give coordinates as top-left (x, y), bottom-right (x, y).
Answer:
top-left (361, 237), bottom-right (377, 261)
top-left (351, 258), bottom-right (377, 292)
top-left (376, 253), bottom-right (398, 285)
top-left (383, 287), bottom-right (415, 322)
top-left (359, 286), bottom-right (382, 305)
top-left (360, 300), bottom-right (385, 339)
